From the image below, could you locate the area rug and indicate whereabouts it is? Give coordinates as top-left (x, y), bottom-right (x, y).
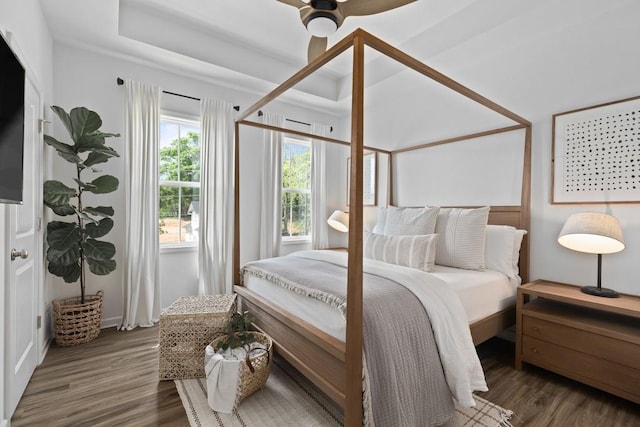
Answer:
top-left (176, 361), bottom-right (514, 427)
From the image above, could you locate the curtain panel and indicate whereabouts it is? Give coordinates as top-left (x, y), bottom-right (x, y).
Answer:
top-left (259, 112), bottom-right (285, 259)
top-left (311, 123), bottom-right (330, 249)
top-left (198, 98), bottom-right (235, 295)
top-left (120, 80), bottom-right (162, 330)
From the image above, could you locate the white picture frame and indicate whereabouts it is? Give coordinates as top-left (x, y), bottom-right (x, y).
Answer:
top-left (552, 95), bottom-right (640, 204)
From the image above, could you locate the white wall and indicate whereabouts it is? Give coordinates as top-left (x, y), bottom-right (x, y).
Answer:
top-left (367, 2), bottom-right (640, 296)
top-left (52, 43), bottom-right (347, 326)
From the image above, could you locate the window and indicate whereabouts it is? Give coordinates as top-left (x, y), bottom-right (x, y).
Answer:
top-left (282, 137), bottom-right (311, 240)
top-left (159, 116), bottom-right (200, 245)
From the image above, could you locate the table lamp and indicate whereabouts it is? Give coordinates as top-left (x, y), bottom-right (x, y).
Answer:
top-left (327, 210), bottom-right (349, 232)
top-left (557, 212), bottom-right (625, 298)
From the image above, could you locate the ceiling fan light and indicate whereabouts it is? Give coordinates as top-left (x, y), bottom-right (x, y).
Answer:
top-left (306, 15), bottom-right (338, 37)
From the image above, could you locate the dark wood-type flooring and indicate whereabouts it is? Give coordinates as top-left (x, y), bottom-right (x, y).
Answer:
top-left (12, 326), bottom-right (640, 426)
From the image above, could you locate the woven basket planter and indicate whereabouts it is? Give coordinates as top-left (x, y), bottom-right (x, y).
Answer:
top-left (210, 332), bottom-right (273, 405)
top-left (53, 290), bottom-right (103, 347)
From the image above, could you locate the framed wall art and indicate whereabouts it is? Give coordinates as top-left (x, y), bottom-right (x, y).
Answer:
top-left (552, 95), bottom-right (640, 204)
top-left (347, 151), bottom-right (377, 206)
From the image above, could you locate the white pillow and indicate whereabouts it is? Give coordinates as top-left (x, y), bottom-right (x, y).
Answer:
top-left (485, 225), bottom-right (527, 285)
top-left (434, 206), bottom-right (490, 270)
top-left (364, 232), bottom-right (438, 272)
top-left (382, 206), bottom-right (439, 236)
top-left (372, 206), bottom-right (387, 234)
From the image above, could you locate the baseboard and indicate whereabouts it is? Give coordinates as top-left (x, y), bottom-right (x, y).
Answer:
top-left (0, 418), bottom-right (9, 427)
top-left (39, 337), bottom-right (52, 364)
top-left (101, 316), bottom-right (122, 330)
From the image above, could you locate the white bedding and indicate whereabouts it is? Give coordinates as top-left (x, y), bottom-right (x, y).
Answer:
top-left (244, 253), bottom-right (516, 342)
top-left (242, 250), bottom-right (492, 406)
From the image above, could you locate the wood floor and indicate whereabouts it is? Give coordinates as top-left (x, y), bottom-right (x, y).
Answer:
top-left (12, 326), bottom-right (640, 426)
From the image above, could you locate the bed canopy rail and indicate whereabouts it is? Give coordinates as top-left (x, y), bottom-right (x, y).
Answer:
top-left (234, 28), bottom-right (531, 427)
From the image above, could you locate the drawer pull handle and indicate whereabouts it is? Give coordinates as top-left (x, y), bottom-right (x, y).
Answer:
top-left (532, 348), bottom-right (538, 353)
top-left (533, 327), bottom-right (539, 332)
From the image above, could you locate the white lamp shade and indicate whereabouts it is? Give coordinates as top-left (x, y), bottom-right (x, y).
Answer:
top-left (558, 212), bottom-right (625, 254)
top-left (327, 210), bottom-right (349, 232)
top-left (306, 16), bottom-right (337, 37)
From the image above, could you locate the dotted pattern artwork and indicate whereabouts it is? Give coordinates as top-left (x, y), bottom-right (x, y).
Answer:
top-left (562, 109), bottom-right (639, 193)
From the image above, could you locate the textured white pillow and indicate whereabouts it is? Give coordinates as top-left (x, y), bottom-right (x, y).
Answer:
top-left (382, 206), bottom-right (439, 236)
top-left (372, 206), bottom-right (387, 234)
top-left (364, 232), bottom-right (439, 272)
top-left (434, 206), bottom-right (490, 270)
top-left (485, 225), bottom-right (527, 284)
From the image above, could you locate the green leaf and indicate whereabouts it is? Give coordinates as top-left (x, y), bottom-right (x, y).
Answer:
top-left (83, 152), bottom-right (110, 167)
top-left (84, 218), bottom-right (114, 238)
top-left (70, 107), bottom-right (102, 140)
top-left (51, 204), bottom-right (76, 216)
top-left (43, 180), bottom-right (76, 207)
top-left (48, 261), bottom-right (81, 283)
top-left (73, 178), bottom-right (97, 191)
top-left (78, 211), bottom-right (99, 225)
top-left (82, 239), bottom-right (115, 261)
top-left (56, 150), bottom-right (82, 164)
top-left (84, 206), bottom-right (114, 217)
top-left (44, 134), bottom-right (74, 154)
top-left (47, 244), bottom-right (80, 267)
top-left (86, 258), bottom-right (116, 276)
top-left (50, 106), bottom-right (74, 139)
top-left (47, 222), bottom-right (80, 251)
top-left (85, 175), bottom-right (119, 194)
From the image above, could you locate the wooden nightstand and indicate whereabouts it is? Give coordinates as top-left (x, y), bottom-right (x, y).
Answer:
top-left (515, 280), bottom-right (640, 404)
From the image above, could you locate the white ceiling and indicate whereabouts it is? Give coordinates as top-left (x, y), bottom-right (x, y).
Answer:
top-left (40, 0), bottom-right (638, 134)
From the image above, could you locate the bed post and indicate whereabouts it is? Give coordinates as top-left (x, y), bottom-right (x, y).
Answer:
top-left (234, 120), bottom-right (241, 286)
top-left (345, 30), bottom-right (365, 427)
top-left (520, 124), bottom-right (532, 282)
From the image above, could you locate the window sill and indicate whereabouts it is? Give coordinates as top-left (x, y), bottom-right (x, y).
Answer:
top-left (160, 244), bottom-right (198, 254)
top-left (281, 238), bottom-right (311, 246)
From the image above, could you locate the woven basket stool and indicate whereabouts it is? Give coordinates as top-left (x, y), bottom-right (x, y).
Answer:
top-left (210, 331), bottom-right (273, 406)
top-left (159, 294), bottom-right (236, 380)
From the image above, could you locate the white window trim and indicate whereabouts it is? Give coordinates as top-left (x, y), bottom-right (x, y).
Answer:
top-left (159, 113), bottom-right (201, 248)
top-left (282, 136), bottom-right (312, 242)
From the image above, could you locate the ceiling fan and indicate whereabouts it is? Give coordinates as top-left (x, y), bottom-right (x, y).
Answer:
top-left (277, 0), bottom-right (416, 63)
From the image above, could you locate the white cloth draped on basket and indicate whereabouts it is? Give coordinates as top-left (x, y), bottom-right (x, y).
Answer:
top-left (120, 79), bottom-right (161, 330)
top-left (259, 112), bottom-right (284, 259)
top-left (198, 98), bottom-right (235, 295)
top-left (311, 123), bottom-right (330, 250)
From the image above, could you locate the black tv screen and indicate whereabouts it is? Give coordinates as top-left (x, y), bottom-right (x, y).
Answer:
top-left (0, 32), bottom-right (25, 204)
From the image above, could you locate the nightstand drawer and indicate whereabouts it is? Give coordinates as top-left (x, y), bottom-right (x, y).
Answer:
top-left (522, 336), bottom-right (640, 400)
top-left (523, 315), bottom-right (640, 369)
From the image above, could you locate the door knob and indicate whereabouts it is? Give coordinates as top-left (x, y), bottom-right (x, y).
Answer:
top-left (11, 248), bottom-right (29, 261)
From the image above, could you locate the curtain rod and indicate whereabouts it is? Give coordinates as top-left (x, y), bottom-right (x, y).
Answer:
top-left (116, 78), bottom-right (240, 111)
top-left (257, 110), bottom-right (332, 133)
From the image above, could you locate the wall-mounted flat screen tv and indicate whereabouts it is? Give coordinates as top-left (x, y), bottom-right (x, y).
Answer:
top-left (0, 31), bottom-right (25, 204)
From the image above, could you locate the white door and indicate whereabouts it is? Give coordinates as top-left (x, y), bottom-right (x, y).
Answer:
top-left (5, 73), bottom-right (42, 417)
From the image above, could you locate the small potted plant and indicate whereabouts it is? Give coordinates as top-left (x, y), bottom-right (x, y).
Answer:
top-left (43, 105), bottom-right (120, 346)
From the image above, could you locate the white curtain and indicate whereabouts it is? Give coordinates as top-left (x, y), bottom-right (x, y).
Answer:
top-left (259, 112), bottom-right (284, 259)
top-left (120, 80), bottom-right (161, 330)
top-left (198, 98), bottom-right (235, 295)
top-left (311, 123), bottom-right (330, 249)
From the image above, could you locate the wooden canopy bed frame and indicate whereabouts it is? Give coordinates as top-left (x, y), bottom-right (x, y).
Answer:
top-left (232, 29), bottom-right (531, 426)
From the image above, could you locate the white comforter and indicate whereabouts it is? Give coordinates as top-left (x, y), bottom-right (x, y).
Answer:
top-left (290, 250), bottom-right (488, 407)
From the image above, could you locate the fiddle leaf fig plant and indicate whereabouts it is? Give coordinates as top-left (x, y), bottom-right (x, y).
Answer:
top-left (43, 106), bottom-right (120, 303)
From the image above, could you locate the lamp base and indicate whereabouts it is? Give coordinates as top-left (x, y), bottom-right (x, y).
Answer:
top-left (581, 286), bottom-right (619, 298)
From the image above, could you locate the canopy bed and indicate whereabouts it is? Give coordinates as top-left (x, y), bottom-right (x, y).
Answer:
top-left (232, 29), bottom-right (531, 426)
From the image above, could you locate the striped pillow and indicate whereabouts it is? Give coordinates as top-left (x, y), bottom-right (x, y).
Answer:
top-left (382, 206), bottom-right (439, 236)
top-left (434, 206), bottom-right (490, 270)
top-left (364, 232), bottom-right (438, 272)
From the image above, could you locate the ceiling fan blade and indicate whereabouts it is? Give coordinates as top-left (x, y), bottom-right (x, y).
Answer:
top-left (308, 36), bottom-right (328, 63)
top-left (341, 0), bottom-right (416, 17)
top-left (276, 0), bottom-right (307, 7)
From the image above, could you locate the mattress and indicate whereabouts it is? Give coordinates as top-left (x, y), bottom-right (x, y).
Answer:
top-left (243, 257), bottom-right (516, 342)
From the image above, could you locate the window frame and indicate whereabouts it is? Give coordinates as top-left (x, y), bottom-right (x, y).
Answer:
top-left (159, 113), bottom-right (201, 249)
top-left (281, 136), bottom-right (312, 243)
